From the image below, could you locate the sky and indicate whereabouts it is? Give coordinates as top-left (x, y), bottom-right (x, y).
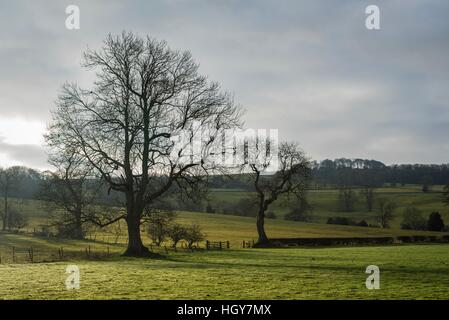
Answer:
top-left (0, 0), bottom-right (448, 170)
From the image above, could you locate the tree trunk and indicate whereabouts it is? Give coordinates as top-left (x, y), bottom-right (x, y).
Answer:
top-left (256, 209), bottom-right (269, 245)
top-left (2, 192), bottom-right (7, 231)
top-left (123, 199), bottom-right (150, 256)
top-left (124, 217), bottom-right (149, 256)
top-left (73, 211), bottom-right (84, 240)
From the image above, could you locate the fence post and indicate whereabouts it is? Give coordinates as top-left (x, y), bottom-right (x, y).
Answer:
top-left (206, 240), bottom-right (210, 250)
top-left (219, 242), bottom-right (222, 250)
top-left (226, 241), bottom-right (230, 249)
top-left (242, 240), bottom-right (245, 248)
top-left (12, 246), bottom-right (15, 263)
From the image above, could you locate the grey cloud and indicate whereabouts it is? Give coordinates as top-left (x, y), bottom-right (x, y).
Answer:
top-left (0, 0), bottom-right (448, 166)
top-left (0, 138), bottom-right (48, 170)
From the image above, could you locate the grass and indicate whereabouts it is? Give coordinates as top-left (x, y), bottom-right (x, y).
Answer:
top-left (1, 243), bottom-right (448, 299)
top-left (9, 185), bottom-right (449, 231)
top-left (1, 186), bottom-right (448, 299)
top-left (2, 210), bottom-right (445, 265)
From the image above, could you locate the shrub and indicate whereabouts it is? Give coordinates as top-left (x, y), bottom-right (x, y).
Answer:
top-left (427, 212), bottom-right (445, 232)
top-left (184, 224), bottom-right (205, 249)
top-left (146, 211), bottom-right (175, 246)
top-left (7, 208), bottom-right (28, 230)
top-left (166, 223), bottom-right (188, 247)
top-left (358, 220), bottom-right (368, 227)
top-left (327, 217), bottom-right (356, 226)
top-left (55, 222), bottom-right (85, 239)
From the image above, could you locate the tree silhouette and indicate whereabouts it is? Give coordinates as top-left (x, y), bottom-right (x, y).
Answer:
top-left (46, 32), bottom-right (241, 256)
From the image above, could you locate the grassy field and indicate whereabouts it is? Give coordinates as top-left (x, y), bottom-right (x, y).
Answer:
top-left (1, 241), bottom-right (448, 299)
top-left (0, 186), bottom-right (448, 299)
top-left (209, 185), bottom-right (449, 227)
top-left (7, 204), bottom-right (448, 248)
top-left (9, 185), bottom-right (449, 231)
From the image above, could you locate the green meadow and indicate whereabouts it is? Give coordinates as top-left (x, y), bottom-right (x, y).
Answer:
top-left (0, 185), bottom-right (448, 299)
top-left (209, 185), bottom-right (449, 226)
top-left (1, 242), bottom-right (448, 299)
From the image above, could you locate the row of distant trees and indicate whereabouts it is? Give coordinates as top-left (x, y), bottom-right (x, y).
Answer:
top-left (312, 159), bottom-right (449, 188)
top-left (208, 159), bottom-right (449, 191)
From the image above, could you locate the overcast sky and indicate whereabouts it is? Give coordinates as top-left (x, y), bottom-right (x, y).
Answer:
top-left (0, 0), bottom-right (448, 170)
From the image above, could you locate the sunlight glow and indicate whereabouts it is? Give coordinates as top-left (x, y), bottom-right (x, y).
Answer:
top-left (0, 117), bottom-right (46, 146)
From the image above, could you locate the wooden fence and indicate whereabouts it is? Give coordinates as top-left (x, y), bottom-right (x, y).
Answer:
top-left (0, 245), bottom-right (114, 264)
top-left (205, 240), bottom-right (230, 250)
top-left (242, 240), bottom-right (254, 248)
top-left (0, 240), bottom-right (233, 264)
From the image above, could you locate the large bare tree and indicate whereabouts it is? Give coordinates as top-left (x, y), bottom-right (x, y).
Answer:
top-left (247, 142), bottom-right (311, 245)
top-left (45, 32), bottom-right (241, 256)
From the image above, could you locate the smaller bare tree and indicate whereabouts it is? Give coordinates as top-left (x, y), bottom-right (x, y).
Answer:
top-left (338, 186), bottom-right (357, 212)
top-left (0, 167), bottom-right (22, 231)
top-left (7, 206), bottom-right (28, 231)
top-left (39, 150), bottom-right (112, 239)
top-left (167, 223), bottom-right (188, 248)
top-left (107, 220), bottom-right (124, 244)
top-left (360, 186), bottom-right (376, 211)
top-left (246, 141), bottom-right (311, 245)
top-left (184, 224), bottom-right (205, 249)
top-left (146, 211), bottom-right (176, 246)
top-left (376, 198), bottom-right (396, 228)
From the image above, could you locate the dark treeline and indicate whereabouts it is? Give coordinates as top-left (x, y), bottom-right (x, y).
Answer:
top-left (311, 158), bottom-right (449, 188)
top-left (4, 158), bottom-right (449, 202)
top-left (1, 167), bottom-right (42, 200)
top-left (206, 158), bottom-right (449, 190)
